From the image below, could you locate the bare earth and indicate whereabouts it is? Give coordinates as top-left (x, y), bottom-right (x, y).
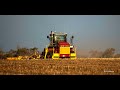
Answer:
top-left (0, 58), bottom-right (120, 75)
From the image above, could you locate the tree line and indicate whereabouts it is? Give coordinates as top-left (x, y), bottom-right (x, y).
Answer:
top-left (0, 47), bottom-right (120, 59)
top-left (0, 47), bottom-right (40, 59)
top-left (89, 48), bottom-right (120, 58)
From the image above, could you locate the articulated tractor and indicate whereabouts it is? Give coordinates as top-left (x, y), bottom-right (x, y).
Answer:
top-left (41, 31), bottom-right (76, 59)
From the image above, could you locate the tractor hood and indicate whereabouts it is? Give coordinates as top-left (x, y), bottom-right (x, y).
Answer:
top-left (58, 41), bottom-right (70, 46)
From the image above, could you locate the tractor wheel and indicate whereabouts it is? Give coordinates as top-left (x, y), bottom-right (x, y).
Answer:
top-left (46, 52), bottom-right (53, 58)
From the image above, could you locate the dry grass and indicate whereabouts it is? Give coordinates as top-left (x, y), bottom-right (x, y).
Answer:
top-left (0, 58), bottom-right (120, 75)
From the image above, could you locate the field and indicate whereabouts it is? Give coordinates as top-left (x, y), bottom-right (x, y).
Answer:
top-left (0, 58), bottom-right (120, 75)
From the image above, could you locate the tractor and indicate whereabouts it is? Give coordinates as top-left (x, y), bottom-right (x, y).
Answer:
top-left (40, 31), bottom-right (76, 59)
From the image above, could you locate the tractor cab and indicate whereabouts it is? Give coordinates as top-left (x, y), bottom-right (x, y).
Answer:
top-left (48, 31), bottom-right (67, 47)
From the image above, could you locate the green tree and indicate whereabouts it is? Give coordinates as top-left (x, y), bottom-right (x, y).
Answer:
top-left (3, 49), bottom-right (16, 58)
top-left (16, 47), bottom-right (30, 56)
top-left (30, 47), bottom-right (38, 54)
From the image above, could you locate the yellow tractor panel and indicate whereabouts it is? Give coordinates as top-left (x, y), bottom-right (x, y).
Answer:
top-left (52, 53), bottom-right (59, 59)
top-left (70, 53), bottom-right (76, 59)
top-left (60, 47), bottom-right (70, 54)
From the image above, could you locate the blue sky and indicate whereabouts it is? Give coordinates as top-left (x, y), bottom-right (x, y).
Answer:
top-left (0, 15), bottom-right (120, 54)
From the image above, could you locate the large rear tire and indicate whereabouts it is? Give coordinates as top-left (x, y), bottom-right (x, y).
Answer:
top-left (46, 52), bottom-right (53, 58)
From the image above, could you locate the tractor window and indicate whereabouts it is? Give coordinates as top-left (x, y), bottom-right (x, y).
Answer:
top-left (55, 35), bottom-right (66, 42)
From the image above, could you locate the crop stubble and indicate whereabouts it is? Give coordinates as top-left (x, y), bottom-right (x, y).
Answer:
top-left (0, 58), bottom-right (120, 75)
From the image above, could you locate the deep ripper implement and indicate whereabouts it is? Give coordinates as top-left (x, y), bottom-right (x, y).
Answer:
top-left (41, 31), bottom-right (76, 59)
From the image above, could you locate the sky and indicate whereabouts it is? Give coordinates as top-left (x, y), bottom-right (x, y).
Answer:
top-left (0, 15), bottom-right (120, 56)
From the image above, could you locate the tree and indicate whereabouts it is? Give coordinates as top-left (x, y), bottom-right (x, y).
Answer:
top-left (16, 47), bottom-right (30, 56)
top-left (0, 48), bottom-right (4, 54)
top-left (102, 48), bottom-right (115, 58)
top-left (89, 50), bottom-right (103, 58)
top-left (5, 49), bottom-right (17, 57)
top-left (114, 54), bottom-right (120, 58)
top-left (30, 47), bottom-right (38, 54)
top-left (0, 48), bottom-right (4, 59)
top-left (31, 47), bottom-right (38, 51)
